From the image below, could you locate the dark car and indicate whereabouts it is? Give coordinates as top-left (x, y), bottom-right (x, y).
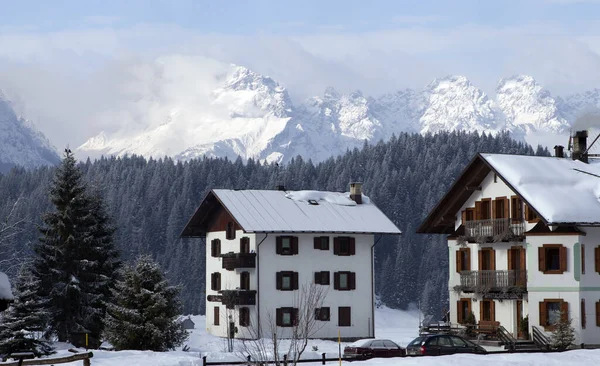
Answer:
top-left (405, 334), bottom-right (487, 356)
top-left (343, 339), bottom-right (405, 359)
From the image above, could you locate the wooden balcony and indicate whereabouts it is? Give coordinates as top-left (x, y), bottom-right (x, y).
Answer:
top-left (221, 252), bottom-right (256, 271)
top-left (464, 218), bottom-right (525, 242)
top-left (456, 270), bottom-right (527, 299)
top-left (220, 290), bottom-right (256, 309)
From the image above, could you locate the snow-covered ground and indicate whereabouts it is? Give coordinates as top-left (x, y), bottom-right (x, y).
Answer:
top-left (17, 305), bottom-right (600, 366)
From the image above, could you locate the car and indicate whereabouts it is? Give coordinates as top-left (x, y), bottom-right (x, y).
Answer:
top-left (343, 338), bottom-right (405, 359)
top-left (405, 334), bottom-right (487, 356)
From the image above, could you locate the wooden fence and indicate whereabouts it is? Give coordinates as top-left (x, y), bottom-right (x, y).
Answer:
top-left (0, 352), bottom-right (92, 366)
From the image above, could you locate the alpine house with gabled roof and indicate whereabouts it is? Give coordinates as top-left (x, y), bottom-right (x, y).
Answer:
top-left (181, 183), bottom-right (401, 340)
top-left (417, 131), bottom-right (600, 346)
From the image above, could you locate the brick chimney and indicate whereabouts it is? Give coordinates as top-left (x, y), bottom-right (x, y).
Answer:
top-left (554, 145), bottom-right (564, 158)
top-left (572, 130), bottom-right (589, 163)
top-left (350, 182), bottom-right (362, 204)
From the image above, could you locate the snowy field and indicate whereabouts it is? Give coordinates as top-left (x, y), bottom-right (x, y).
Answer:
top-left (15, 305), bottom-right (600, 366)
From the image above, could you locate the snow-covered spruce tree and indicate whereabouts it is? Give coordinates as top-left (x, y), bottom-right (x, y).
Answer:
top-left (551, 312), bottom-right (575, 350)
top-left (103, 255), bottom-right (188, 351)
top-left (0, 264), bottom-right (54, 357)
top-left (34, 149), bottom-right (120, 345)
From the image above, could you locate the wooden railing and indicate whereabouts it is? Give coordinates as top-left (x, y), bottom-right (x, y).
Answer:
top-left (464, 218), bottom-right (525, 241)
top-left (220, 290), bottom-right (257, 309)
top-left (221, 252), bottom-right (256, 270)
top-left (459, 270), bottom-right (527, 291)
top-left (532, 326), bottom-right (551, 350)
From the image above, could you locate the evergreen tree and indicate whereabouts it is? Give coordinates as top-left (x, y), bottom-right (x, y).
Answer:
top-left (551, 313), bottom-right (576, 350)
top-left (103, 255), bottom-right (188, 351)
top-left (34, 149), bottom-right (120, 344)
top-left (0, 264), bottom-right (54, 357)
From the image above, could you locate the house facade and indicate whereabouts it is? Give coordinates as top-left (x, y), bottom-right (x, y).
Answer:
top-left (181, 184), bottom-right (401, 340)
top-left (418, 132), bottom-right (600, 345)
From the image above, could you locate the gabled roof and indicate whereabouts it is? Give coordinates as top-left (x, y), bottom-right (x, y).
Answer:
top-left (418, 153), bottom-right (600, 234)
top-left (181, 189), bottom-right (402, 237)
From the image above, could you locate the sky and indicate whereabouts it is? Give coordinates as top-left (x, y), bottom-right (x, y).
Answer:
top-left (2, 0), bottom-right (600, 148)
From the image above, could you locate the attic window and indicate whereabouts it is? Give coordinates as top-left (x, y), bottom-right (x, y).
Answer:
top-left (308, 199), bottom-right (319, 205)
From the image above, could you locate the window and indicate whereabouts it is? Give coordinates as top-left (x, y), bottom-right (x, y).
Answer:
top-left (211, 272), bottom-right (221, 291)
top-left (276, 236), bottom-right (298, 255)
top-left (539, 299), bottom-right (568, 329)
top-left (240, 237), bottom-right (250, 254)
top-left (211, 239), bottom-right (221, 257)
top-left (456, 248), bottom-right (470, 272)
top-left (240, 271), bottom-right (250, 290)
top-left (493, 197), bottom-right (508, 219)
top-left (479, 300), bottom-right (495, 321)
top-left (538, 244), bottom-right (567, 274)
top-left (214, 306), bottom-right (220, 326)
top-left (475, 198), bottom-right (492, 220)
top-left (462, 208), bottom-right (475, 223)
top-left (333, 237), bottom-right (356, 256)
top-left (457, 298), bottom-right (471, 324)
top-left (276, 271), bottom-right (298, 291)
top-left (315, 307), bottom-right (330, 321)
top-left (478, 248), bottom-right (496, 271)
top-left (334, 272), bottom-right (356, 290)
top-left (314, 236), bottom-right (329, 250)
top-left (226, 221), bottom-right (236, 240)
top-left (314, 271), bottom-right (330, 285)
top-left (525, 204), bottom-right (539, 222)
top-left (582, 299), bottom-right (586, 329)
top-left (276, 307), bottom-right (298, 327)
top-left (450, 336), bottom-right (468, 347)
top-left (239, 307), bottom-right (250, 327)
top-left (511, 196), bottom-right (523, 221)
top-left (338, 306), bottom-right (351, 326)
top-left (582, 244), bottom-right (586, 275)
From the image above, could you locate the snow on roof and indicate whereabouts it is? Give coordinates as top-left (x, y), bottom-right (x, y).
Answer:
top-left (0, 271), bottom-right (13, 300)
top-left (213, 189), bottom-right (401, 234)
top-left (482, 154), bottom-right (600, 225)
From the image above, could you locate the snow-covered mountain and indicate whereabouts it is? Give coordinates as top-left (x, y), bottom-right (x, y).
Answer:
top-left (0, 92), bottom-right (59, 173)
top-left (75, 66), bottom-right (590, 164)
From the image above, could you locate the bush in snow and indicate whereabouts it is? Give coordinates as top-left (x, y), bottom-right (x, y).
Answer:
top-left (551, 312), bottom-right (575, 350)
top-left (103, 255), bottom-right (188, 351)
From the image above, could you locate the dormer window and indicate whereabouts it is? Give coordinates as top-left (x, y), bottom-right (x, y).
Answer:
top-left (308, 199), bottom-right (319, 205)
top-left (226, 221), bottom-right (236, 240)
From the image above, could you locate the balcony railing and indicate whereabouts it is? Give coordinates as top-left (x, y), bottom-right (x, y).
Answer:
top-left (457, 270), bottom-right (527, 298)
top-left (464, 218), bottom-right (525, 242)
top-left (221, 252), bottom-right (256, 270)
top-left (220, 290), bottom-right (256, 309)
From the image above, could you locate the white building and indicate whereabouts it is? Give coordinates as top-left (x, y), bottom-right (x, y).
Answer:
top-left (181, 184), bottom-right (401, 340)
top-left (0, 271), bottom-right (13, 312)
top-left (417, 132), bottom-right (600, 346)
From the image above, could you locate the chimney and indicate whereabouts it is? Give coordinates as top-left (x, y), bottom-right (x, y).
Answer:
top-left (553, 145), bottom-right (564, 158)
top-left (572, 130), bottom-right (589, 163)
top-left (350, 182), bottom-right (362, 204)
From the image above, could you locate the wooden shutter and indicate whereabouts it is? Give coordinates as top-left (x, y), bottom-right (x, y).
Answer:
top-left (322, 271), bottom-right (330, 285)
top-left (561, 301), bottom-right (569, 323)
top-left (539, 301), bottom-right (547, 326)
top-left (276, 308), bottom-right (283, 326)
top-left (334, 272), bottom-right (340, 290)
top-left (314, 237), bottom-right (320, 249)
top-left (492, 199), bottom-right (498, 219)
top-left (475, 201), bottom-right (482, 220)
top-left (538, 247), bottom-right (546, 272)
top-left (595, 247), bottom-right (600, 273)
top-left (333, 238), bottom-right (340, 255)
top-left (503, 198), bottom-right (509, 220)
top-left (462, 210), bottom-right (467, 224)
top-left (339, 307), bottom-right (351, 326)
top-left (314, 272), bottom-right (321, 285)
top-left (456, 250), bottom-right (462, 273)
top-left (217, 273), bottom-right (221, 290)
top-left (507, 248), bottom-right (513, 270)
top-left (582, 299), bottom-right (586, 329)
top-left (349, 272), bottom-right (356, 290)
top-left (214, 306), bottom-right (220, 326)
top-left (276, 237), bottom-right (282, 254)
top-left (490, 249), bottom-right (496, 270)
top-left (491, 300), bottom-right (496, 321)
top-left (211, 240), bottom-right (215, 257)
top-left (582, 244), bottom-right (586, 274)
top-left (520, 247), bottom-right (526, 271)
top-left (239, 307), bottom-right (249, 327)
top-left (457, 301), bottom-right (463, 324)
top-left (596, 301), bottom-right (600, 327)
top-left (240, 237), bottom-right (249, 253)
top-left (349, 238), bottom-right (356, 255)
top-left (478, 250), bottom-right (483, 271)
top-left (276, 272), bottom-right (282, 290)
top-left (292, 237), bottom-right (299, 255)
top-left (292, 272), bottom-right (299, 290)
top-left (465, 248), bottom-right (471, 270)
top-left (560, 246), bottom-right (567, 273)
top-left (292, 308), bottom-right (299, 326)
top-left (525, 204), bottom-right (531, 221)
top-left (211, 273), bottom-right (215, 290)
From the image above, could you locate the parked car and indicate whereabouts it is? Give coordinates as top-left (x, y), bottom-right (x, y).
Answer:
top-left (343, 339), bottom-right (405, 359)
top-left (405, 334), bottom-right (487, 356)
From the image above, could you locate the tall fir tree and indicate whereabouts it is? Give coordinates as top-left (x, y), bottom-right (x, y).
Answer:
top-left (103, 255), bottom-right (188, 351)
top-left (0, 264), bottom-right (54, 357)
top-left (34, 149), bottom-right (120, 344)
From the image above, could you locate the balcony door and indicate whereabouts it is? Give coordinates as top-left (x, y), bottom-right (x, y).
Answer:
top-left (508, 246), bottom-right (526, 286)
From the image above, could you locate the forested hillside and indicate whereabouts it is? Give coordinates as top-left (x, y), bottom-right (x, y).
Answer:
top-left (0, 131), bottom-right (547, 317)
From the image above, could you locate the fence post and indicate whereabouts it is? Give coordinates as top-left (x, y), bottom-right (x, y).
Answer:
top-left (322, 352), bottom-right (326, 365)
top-left (283, 354), bottom-right (287, 366)
top-left (84, 356), bottom-right (91, 366)
top-left (202, 355), bottom-right (207, 366)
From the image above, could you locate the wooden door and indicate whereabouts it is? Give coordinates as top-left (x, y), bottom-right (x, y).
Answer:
top-left (516, 300), bottom-right (523, 339)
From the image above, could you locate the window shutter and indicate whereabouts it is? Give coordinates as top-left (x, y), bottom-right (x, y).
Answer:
top-left (538, 247), bottom-right (545, 272)
top-left (457, 301), bottom-right (463, 324)
top-left (490, 249), bottom-right (496, 270)
top-left (507, 248), bottom-right (513, 270)
top-left (492, 199), bottom-right (497, 219)
top-left (503, 198), bottom-right (509, 220)
top-left (491, 300), bottom-right (496, 321)
top-left (292, 272), bottom-right (299, 290)
top-left (560, 246), bottom-right (567, 273)
top-left (475, 201), bottom-right (482, 220)
top-left (349, 272), bottom-right (356, 290)
top-left (525, 204), bottom-right (531, 220)
top-left (211, 273), bottom-right (215, 290)
top-left (456, 250), bottom-right (461, 273)
top-left (349, 238), bottom-right (356, 255)
top-left (582, 244), bottom-right (586, 275)
top-left (478, 250), bottom-right (483, 271)
top-left (314, 272), bottom-right (321, 285)
top-left (211, 241), bottom-right (215, 257)
top-left (334, 272), bottom-right (340, 290)
top-left (292, 236), bottom-right (299, 255)
top-left (292, 308), bottom-right (299, 326)
top-left (214, 306), bottom-right (220, 326)
top-left (561, 301), bottom-right (569, 323)
top-left (276, 308), bottom-right (282, 326)
top-left (217, 273), bottom-right (221, 291)
top-left (276, 272), bottom-right (282, 290)
top-left (595, 247), bottom-right (600, 273)
top-left (314, 237), bottom-right (320, 249)
top-left (520, 247), bottom-right (526, 271)
top-left (315, 308), bottom-right (321, 320)
top-left (276, 237), bottom-right (282, 254)
top-left (465, 248), bottom-right (471, 270)
top-left (540, 301), bottom-right (547, 326)
top-left (333, 238), bottom-right (340, 255)
top-left (462, 210), bottom-right (466, 224)
top-left (582, 299), bottom-right (586, 329)
top-left (322, 271), bottom-right (330, 285)
top-left (596, 301), bottom-right (600, 327)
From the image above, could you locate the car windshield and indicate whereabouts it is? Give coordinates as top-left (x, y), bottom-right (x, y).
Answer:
top-left (407, 337), bottom-right (425, 346)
